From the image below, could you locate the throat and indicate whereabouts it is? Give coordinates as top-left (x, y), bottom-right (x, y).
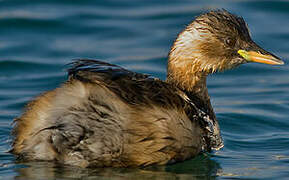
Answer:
top-left (166, 64), bottom-right (215, 119)
top-left (166, 63), bottom-right (209, 97)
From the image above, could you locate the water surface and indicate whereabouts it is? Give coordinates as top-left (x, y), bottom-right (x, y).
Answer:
top-left (1, 0), bottom-right (289, 179)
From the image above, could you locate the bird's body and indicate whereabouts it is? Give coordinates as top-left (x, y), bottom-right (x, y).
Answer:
top-left (12, 60), bottom-right (221, 167)
top-left (11, 10), bottom-right (283, 167)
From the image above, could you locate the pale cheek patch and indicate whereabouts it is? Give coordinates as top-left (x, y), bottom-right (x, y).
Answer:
top-left (169, 22), bottom-right (223, 73)
top-left (181, 29), bottom-right (202, 42)
top-left (170, 27), bottom-right (205, 68)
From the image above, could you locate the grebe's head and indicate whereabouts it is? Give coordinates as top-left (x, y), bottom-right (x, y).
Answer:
top-left (169, 10), bottom-right (284, 74)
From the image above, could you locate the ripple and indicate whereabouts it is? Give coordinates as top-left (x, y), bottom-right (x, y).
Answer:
top-left (0, 0), bottom-right (289, 179)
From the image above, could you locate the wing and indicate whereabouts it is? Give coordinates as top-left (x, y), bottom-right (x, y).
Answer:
top-left (67, 59), bottom-right (186, 108)
top-left (68, 59), bottom-right (150, 82)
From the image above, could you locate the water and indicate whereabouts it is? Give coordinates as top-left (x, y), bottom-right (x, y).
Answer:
top-left (0, 0), bottom-right (289, 179)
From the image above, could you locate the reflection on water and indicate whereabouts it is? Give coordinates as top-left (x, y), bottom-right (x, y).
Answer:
top-left (14, 154), bottom-right (220, 180)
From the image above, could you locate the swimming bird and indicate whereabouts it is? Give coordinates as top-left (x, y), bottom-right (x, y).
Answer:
top-left (11, 10), bottom-right (284, 167)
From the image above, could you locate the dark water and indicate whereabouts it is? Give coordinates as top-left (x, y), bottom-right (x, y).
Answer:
top-left (0, 0), bottom-right (289, 179)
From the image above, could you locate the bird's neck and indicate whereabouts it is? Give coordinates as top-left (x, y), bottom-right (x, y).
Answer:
top-left (166, 27), bottom-right (218, 118)
top-left (166, 62), bottom-right (215, 119)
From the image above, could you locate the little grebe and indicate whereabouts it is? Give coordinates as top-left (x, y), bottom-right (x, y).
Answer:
top-left (11, 10), bottom-right (283, 167)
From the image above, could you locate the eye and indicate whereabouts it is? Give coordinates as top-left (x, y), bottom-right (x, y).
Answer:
top-left (224, 37), bottom-right (235, 47)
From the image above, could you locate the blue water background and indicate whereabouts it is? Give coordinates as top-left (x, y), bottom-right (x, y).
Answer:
top-left (0, 0), bottom-right (289, 179)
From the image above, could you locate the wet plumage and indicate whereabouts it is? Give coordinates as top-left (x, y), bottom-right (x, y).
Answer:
top-left (11, 10), bottom-right (283, 167)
